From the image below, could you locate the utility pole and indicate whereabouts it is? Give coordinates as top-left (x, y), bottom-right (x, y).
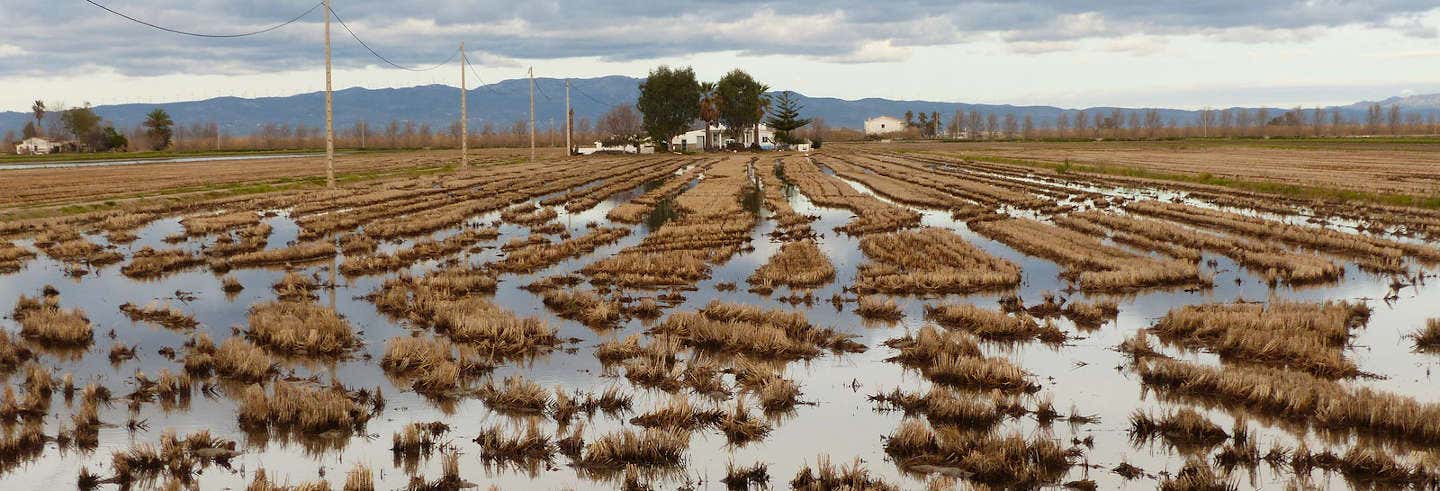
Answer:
top-left (565, 79), bottom-right (571, 157)
top-left (323, 0), bottom-right (335, 188)
top-left (460, 42), bottom-right (467, 167)
top-left (529, 67), bottom-right (535, 162)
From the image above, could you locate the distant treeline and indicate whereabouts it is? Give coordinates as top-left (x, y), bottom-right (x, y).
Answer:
top-left (892, 104), bottom-right (1440, 141)
top-left (9, 100), bottom-right (1440, 154)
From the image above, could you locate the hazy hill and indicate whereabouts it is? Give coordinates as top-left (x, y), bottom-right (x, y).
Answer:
top-left (3, 76), bottom-right (1438, 136)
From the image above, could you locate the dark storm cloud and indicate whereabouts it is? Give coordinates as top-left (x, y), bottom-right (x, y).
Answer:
top-left (1, 0), bottom-right (1436, 76)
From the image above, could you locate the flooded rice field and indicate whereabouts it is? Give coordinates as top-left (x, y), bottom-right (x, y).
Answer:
top-left (0, 149), bottom-right (1438, 490)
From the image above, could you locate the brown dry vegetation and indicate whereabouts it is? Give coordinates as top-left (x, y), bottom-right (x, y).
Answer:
top-left (747, 240), bottom-right (834, 291)
top-left (758, 159), bottom-right (818, 241)
top-left (6, 144), bottom-right (1440, 488)
top-left (650, 301), bottom-right (864, 359)
top-left (970, 217), bottom-right (1207, 291)
top-left (607, 162), bottom-right (711, 223)
top-left (577, 428), bottom-right (689, 472)
top-left (431, 296), bottom-right (559, 356)
top-left (0, 149), bottom-right (541, 211)
top-left (13, 292), bottom-right (93, 346)
top-left (547, 158), bottom-right (694, 211)
top-left (541, 289), bottom-right (624, 329)
top-left (0, 241), bottom-right (34, 273)
top-left (492, 226), bottom-right (629, 274)
top-left (121, 246), bottom-right (207, 277)
top-left (790, 455), bottom-right (898, 491)
top-left (819, 155), bottom-right (1001, 217)
top-left (1128, 407), bottom-right (1229, 447)
top-left (779, 157), bottom-right (920, 235)
top-left (236, 380), bottom-right (372, 436)
top-left (213, 337), bottom-right (274, 382)
top-left (1058, 210), bottom-right (1343, 284)
top-left (921, 140), bottom-right (1440, 196)
top-left (854, 228), bottom-right (1021, 294)
top-left (924, 303), bottom-right (1065, 343)
top-left (119, 301), bottom-right (199, 330)
top-left (1411, 318), bottom-right (1440, 352)
top-left (1150, 301), bottom-right (1370, 378)
top-left (883, 418), bottom-right (1074, 487)
top-left (1137, 356), bottom-right (1440, 445)
top-left (500, 202), bottom-right (560, 226)
top-left (340, 227), bottom-right (498, 276)
top-left (583, 157), bottom-right (759, 289)
top-left (228, 239), bottom-right (335, 268)
top-left (246, 300), bottom-right (359, 356)
top-left (884, 325), bottom-right (1038, 393)
top-left (1127, 200), bottom-right (1440, 268)
top-left (271, 271), bottom-right (318, 301)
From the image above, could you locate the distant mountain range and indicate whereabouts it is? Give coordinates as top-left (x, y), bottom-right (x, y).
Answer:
top-left (4, 76), bottom-right (1440, 136)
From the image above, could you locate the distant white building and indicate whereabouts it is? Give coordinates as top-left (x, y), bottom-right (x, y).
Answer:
top-left (575, 141), bottom-right (655, 155)
top-left (671, 124), bottom-right (776, 150)
top-left (14, 137), bottom-right (76, 155)
top-left (864, 116), bottom-right (906, 136)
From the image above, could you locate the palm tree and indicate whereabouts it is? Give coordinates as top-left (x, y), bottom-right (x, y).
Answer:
top-left (143, 108), bottom-right (175, 150)
top-left (697, 82), bottom-right (719, 151)
top-left (31, 101), bottom-right (45, 135)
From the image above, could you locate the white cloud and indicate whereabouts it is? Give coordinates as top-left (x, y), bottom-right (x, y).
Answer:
top-left (822, 40), bottom-right (912, 63)
top-left (1007, 40), bottom-right (1078, 55)
top-left (0, 44), bottom-right (25, 57)
top-left (1104, 36), bottom-right (1168, 56)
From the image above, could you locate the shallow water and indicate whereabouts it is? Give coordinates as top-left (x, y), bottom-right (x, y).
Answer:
top-left (0, 156), bottom-right (1436, 490)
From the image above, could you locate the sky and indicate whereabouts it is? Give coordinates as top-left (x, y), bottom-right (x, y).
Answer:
top-left (3, 1), bottom-right (1440, 112)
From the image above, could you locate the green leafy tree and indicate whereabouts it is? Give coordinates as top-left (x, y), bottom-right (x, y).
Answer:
top-left (22, 121), bottom-right (38, 139)
top-left (715, 69), bottom-right (769, 148)
top-left (143, 108), bottom-right (174, 150)
top-left (636, 65), bottom-right (700, 151)
top-left (764, 91), bottom-right (811, 146)
top-left (102, 126), bottom-right (128, 151)
top-left (61, 103), bottom-right (103, 150)
top-left (697, 82), bottom-right (720, 150)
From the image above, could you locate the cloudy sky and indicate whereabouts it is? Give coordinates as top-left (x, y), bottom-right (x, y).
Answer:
top-left (3, 1), bottom-right (1440, 111)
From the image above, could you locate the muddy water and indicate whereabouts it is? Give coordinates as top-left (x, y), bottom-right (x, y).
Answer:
top-left (1, 159), bottom-right (1436, 490)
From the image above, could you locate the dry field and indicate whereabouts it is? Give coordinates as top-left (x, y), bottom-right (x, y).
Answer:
top-left (0, 140), bottom-right (1437, 490)
top-left (901, 139), bottom-right (1440, 196)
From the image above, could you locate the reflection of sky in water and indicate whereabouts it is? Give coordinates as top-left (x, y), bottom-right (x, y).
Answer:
top-left (0, 158), bottom-right (1437, 490)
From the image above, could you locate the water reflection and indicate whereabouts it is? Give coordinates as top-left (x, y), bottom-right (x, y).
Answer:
top-left (0, 156), bottom-right (1435, 490)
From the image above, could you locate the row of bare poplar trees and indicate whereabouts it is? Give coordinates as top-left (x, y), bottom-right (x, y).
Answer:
top-left (931, 104), bottom-right (1440, 141)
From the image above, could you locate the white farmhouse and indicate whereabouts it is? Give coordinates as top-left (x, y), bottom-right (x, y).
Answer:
top-left (671, 124), bottom-right (776, 150)
top-left (864, 116), bottom-right (906, 136)
top-left (14, 137), bottom-right (74, 155)
top-left (575, 141), bottom-right (656, 155)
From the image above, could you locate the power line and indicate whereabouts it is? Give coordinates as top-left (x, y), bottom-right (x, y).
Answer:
top-left (462, 50), bottom-right (518, 97)
top-left (570, 81), bottom-right (621, 108)
top-left (327, 5), bottom-right (457, 71)
top-left (82, 0), bottom-right (322, 38)
top-left (533, 77), bottom-right (553, 102)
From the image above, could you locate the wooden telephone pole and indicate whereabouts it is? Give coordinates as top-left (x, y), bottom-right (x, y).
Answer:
top-left (528, 67), bottom-right (536, 162)
top-left (459, 43), bottom-right (467, 167)
top-left (323, 0), bottom-right (335, 188)
top-left (565, 79), bottom-right (572, 157)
